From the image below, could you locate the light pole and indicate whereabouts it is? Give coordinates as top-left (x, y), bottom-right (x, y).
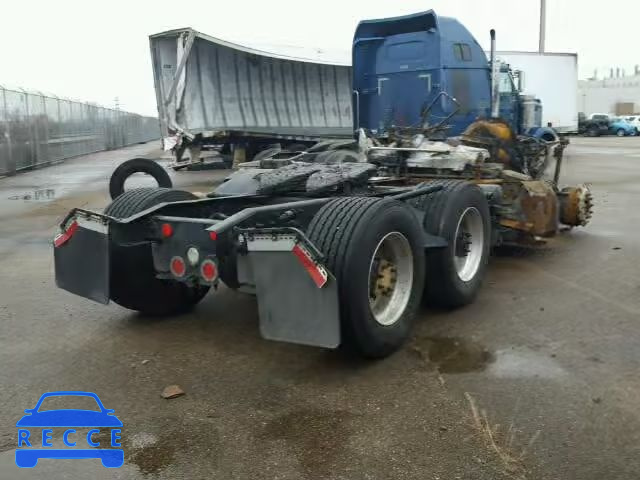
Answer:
top-left (539, 0), bottom-right (546, 53)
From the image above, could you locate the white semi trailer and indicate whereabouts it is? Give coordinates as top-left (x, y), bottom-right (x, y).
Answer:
top-left (495, 51), bottom-right (578, 134)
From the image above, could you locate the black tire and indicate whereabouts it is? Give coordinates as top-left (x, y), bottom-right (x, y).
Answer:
top-left (109, 158), bottom-right (172, 200)
top-left (104, 188), bottom-right (209, 315)
top-left (616, 129), bottom-right (625, 137)
top-left (307, 197), bottom-right (426, 358)
top-left (587, 126), bottom-right (599, 137)
top-left (410, 180), bottom-right (491, 308)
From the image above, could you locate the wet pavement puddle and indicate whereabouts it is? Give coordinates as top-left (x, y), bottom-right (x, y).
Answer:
top-left (419, 336), bottom-right (495, 373)
top-left (488, 349), bottom-right (567, 379)
top-left (127, 438), bottom-right (176, 475)
top-left (428, 337), bottom-right (495, 373)
top-left (121, 430), bottom-right (181, 475)
top-left (8, 188), bottom-right (56, 201)
top-left (413, 336), bottom-right (567, 379)
top-left (257, 408), bottom-right (357, 478)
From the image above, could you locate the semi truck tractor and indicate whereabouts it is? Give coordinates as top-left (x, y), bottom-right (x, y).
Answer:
top-left (149, 11), bottom-right (560, 169)
top-left (350, 13), bottom-right (558, 140)
top-left (54, 10), bottom-right (592, 359)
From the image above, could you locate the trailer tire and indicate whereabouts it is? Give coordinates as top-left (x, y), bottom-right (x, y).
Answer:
top-left (104, 188), bottom-right (209, 315)
top-left (410, 180), bottom-right (491, 308)
top-left (307, 197), bottom-right (426, 358)
top-left (109, 158), bottom-right (173, 200)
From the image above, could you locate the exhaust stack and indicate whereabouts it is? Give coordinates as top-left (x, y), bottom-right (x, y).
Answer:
top-left (490, 29), bottom-right (500, 118)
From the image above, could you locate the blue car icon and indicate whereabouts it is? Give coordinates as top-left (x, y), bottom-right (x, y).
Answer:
top-left (16, 391), bottom-right (123, 468)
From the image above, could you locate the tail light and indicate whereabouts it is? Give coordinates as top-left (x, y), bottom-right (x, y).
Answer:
top-left (53, 220), bottom-right (79, 248)
top-left (170, 256), bottom-right (186, 277)
top-left (161, 223), bottom-right (173, 238)
top-left (200, 259), bottom-right (218, 282)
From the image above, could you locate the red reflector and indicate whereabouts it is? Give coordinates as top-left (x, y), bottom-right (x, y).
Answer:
top-left (292, 244), bottom-right (328, 288)
top-left (209, 231), bottom-right (217, 241)
top-left (170, 256), bottom-right (186, 277)
top-left (53, 220), bottom-right (79, 248)
top-left (200, 259), bottom-right (218, 282)
top-left (161, 223), bottom-right (173, 238)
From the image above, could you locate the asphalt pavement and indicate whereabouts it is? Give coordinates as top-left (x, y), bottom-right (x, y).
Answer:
top-left (0, 137), bottom-right (639, 479)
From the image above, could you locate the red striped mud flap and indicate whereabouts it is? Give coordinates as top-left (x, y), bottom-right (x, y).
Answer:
top-left (53, 213), bottom-right (110, 304)
top-left (243, 231), bottom-right (340, 349)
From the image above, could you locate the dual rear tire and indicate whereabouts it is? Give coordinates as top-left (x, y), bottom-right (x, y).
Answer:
top-left (307, 181), bottom-right (490, 358)
top-left (410, 180), bottom-right (491, 308)
top-left (307, 197), bottom-right (426, 358)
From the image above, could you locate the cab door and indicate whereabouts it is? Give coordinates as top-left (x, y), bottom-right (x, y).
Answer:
top-left (497, 69), bottom-right (520, 132)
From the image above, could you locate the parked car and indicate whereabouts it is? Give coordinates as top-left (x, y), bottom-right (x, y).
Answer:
top-left (625, 115), bottom-right (640, 131)
top-left (609, 117), bottom-right (638, 136)
top-left (589, 113), bottom-right (612, 122)
top-left (578, 112), bottom-right (609, 136)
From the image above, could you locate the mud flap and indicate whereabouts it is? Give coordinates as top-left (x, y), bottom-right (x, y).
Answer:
top-left (54, 217), bottom-right (110, 304)
top-left (246, 234), bottom-right (340, 349)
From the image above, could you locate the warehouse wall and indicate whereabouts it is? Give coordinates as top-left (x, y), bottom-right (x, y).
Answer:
top-left (578, 75), bottom-right (640, 115)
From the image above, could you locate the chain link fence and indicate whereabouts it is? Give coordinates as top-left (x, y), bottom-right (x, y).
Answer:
top-left (0, 86), bottom-right (160, 176)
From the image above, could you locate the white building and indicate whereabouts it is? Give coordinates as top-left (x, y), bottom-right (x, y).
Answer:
top-left (578, 69), bottom-right (640, 115)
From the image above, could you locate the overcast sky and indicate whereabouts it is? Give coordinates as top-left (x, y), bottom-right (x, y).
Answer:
top-left (2, 0), bottom-right (638, 116)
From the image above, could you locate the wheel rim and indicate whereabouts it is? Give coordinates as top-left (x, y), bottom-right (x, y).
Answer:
top-left (617, 129), bottom-right (625, 136)
top-left (453, 207), bottom-right (484, 282)
top-left (368, 232), bottom-right (414, 326)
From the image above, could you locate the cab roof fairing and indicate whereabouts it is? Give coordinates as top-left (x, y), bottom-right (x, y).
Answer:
top-left (352, 10), bottom-right (489, 76)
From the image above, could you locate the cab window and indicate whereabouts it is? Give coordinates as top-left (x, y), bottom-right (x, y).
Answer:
top-left (453, 43), bottom-right (472, 62)
top-left (498, 71), bottom-right (516, 94)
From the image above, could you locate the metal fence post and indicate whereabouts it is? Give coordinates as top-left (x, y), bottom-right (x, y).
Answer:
top-left (23, 90), bottom-right (34, 169)
top-left (1, 86), bottom-right (15, 175)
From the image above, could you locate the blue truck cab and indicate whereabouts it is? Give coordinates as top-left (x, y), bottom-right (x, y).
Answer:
top-left (352, 10), bottom-right (552, 139)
